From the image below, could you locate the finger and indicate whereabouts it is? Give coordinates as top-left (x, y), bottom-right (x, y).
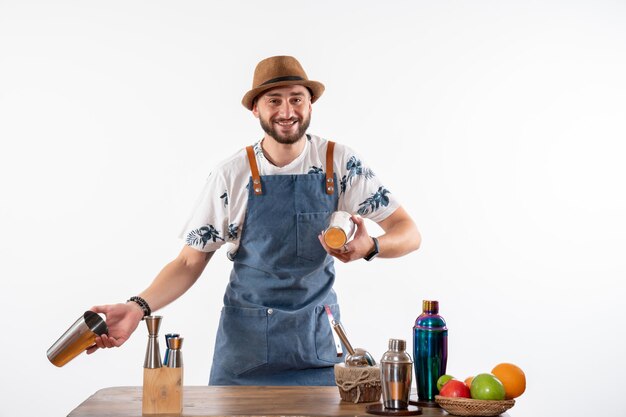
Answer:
top-left (105, 333), bottom-right (127, 348)
top-left (112, 337), bottom-right (126, 347)
top-left (86, 344), bottom-right (99, 355)
top-left (100, 334), bottom-right (117, 348)
top-left (90, 305), bottom-right (111, 317)
top-left (93, 335), bottom-right (106, 349)
top-left (335, 254), bottom-right (350, 263)
top-left (353, 216), bottom-right (368, 238)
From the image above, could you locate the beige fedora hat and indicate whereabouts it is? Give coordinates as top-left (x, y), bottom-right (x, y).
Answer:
top-left (242, 56), bottom-right (325, 110)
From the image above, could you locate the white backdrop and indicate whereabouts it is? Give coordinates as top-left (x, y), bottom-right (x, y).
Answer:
top-left (1, 1), bottom-right (625, 416)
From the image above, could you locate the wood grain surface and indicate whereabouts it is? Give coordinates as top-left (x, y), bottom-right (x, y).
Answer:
top-left (142, 367), bottom-right (183, 415)
top-left (67, 385), bottom-right (512, 417)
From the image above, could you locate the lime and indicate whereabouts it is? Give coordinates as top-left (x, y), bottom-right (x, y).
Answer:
top-left (437, 374), bottom-right (455, 391)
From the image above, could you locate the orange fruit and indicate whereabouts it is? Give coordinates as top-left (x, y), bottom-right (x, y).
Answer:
top-left (491, 363), bottom-right (526, 399)
top-left (464, 376), bottom-right (474, 388)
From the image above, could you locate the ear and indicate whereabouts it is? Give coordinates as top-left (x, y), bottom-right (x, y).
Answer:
top-left (252, 101), bottom-right (260, 118)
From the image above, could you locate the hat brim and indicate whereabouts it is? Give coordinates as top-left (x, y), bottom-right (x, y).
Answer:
top-left (242, 80), bottom-right (325, 110)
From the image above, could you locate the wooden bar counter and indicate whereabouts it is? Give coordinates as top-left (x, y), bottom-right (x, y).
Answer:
top-left (68, 386), bottom-right (512, 416)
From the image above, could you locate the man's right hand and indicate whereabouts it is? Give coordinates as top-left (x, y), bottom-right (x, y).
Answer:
top-left (86, 302), bottom-right (145, 354)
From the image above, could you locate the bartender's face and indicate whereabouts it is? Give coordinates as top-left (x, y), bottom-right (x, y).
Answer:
top-left (252, 85), bottom-right (312, 145)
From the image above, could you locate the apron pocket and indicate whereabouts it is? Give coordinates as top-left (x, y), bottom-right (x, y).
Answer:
top-left (314, 303), bottom-right (343, 364)
top-left (215, 306), bottom-right (269, 376)
top-left (297, 211), bottom-right (330, 262)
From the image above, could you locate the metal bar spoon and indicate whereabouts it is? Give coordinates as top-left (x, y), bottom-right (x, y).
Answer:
top-left (332, 320), bottom-right (376, 367)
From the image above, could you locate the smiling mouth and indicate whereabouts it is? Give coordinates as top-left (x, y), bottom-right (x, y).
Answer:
top-left (274, 119), bottom-right (298, 127)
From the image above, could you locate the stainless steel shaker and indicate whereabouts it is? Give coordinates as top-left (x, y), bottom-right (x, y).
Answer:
top-left (47, 311), bottom-right (108, 367)
top-left (380, 338), bottom-right (413, 410)
top-left (323, 211), bottom-right (355, 249)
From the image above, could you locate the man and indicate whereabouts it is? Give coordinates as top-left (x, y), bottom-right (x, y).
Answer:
top-left (90, 56), bottom-right (421, 385)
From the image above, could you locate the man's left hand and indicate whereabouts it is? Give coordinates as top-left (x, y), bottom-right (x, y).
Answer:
top-left (318, 215), bottom-right (376, 263)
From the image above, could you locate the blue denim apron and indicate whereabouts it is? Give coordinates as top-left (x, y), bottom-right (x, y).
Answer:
top-left (209, 141), bottom-right (343, 385)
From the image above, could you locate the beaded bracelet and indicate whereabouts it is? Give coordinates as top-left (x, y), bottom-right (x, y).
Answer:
top-left (128, 296), bottom-right (151, 318)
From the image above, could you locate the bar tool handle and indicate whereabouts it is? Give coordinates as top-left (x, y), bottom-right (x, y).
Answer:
top-left (332, 321), bottom-right (356, 355)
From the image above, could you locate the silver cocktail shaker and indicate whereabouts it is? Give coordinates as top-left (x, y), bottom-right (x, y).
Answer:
top-left (380, 339), bottom-right (413, 410)
top-left (323, 211), bottom-right (355, 249)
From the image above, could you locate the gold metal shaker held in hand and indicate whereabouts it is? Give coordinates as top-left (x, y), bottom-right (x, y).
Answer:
top-left (47, 311), bottom-right (108, 367)
top-left (323, 211), bottom-right (355, 249)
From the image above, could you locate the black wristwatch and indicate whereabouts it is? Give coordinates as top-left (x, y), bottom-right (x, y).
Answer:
top-left (364, 236), bottom-right (379, 261)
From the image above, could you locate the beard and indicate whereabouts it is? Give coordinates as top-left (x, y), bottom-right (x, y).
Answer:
top-left (259, 113), bottom-right (311, 145)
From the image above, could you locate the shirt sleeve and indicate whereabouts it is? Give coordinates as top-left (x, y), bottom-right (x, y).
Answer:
top-left (178, 171), bottom-right (231, 253)
top-left (336, 145), bottom-right (400, 223)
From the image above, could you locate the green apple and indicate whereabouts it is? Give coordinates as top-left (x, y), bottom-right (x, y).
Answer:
top-left (470, 373), bottom-right (506, 400)
top-left (436, 374), bottom-right (455, 391)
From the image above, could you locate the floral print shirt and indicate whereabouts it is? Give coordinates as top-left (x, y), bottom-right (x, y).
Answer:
top-left (179, 135), bottom-right (400, 258)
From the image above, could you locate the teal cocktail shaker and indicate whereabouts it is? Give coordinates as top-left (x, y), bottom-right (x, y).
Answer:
top-left (413, 300), bottom-right (448, 405)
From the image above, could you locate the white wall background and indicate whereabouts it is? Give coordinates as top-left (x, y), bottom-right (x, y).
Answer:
top-left (1, 1), bottom-right (625, 416)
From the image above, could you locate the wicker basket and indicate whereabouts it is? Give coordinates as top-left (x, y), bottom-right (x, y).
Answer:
top-left (435, 396), bottom-right (515, 416)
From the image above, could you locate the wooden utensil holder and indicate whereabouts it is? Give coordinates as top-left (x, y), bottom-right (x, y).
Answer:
top-left (142, 367), bottom-right (183, 415)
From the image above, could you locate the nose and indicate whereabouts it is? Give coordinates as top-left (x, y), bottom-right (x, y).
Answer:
top-left (278, 101), bottom-right (295, 119)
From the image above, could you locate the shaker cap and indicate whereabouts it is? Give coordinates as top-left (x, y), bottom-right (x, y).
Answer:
top-left (389, 338), bottom-right (406, 351)
top-left (422, 300), bottom-right (439, 314)
top-left (381, 338), bottom-right (412, 364)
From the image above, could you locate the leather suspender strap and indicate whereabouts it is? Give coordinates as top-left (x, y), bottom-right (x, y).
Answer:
top-left (245, 146), bottom-right (263, 195)
top-left (325, 141), bottom-right (335, 195)
top-left (247, 141), bottom-right (334, 196)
